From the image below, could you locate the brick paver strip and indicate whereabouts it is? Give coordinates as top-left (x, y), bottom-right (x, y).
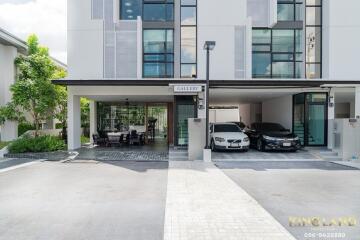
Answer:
top-left (164, 161), bottom-right (296, 240)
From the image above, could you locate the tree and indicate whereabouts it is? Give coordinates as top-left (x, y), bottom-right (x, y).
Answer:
top-left (8, 35), bottom-right (57, 137)
top-left (54, 68), bottom-right (68, 129)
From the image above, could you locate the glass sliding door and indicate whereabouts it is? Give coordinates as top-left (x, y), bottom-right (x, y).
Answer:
top-left (175, 96), bottom-right (197, 146)
top-left (307, 104), bottom-right (326, 146)
top-left (293, 94), bottom-right (305, 145)
top-left (293, 93), bottom-right (327, 146)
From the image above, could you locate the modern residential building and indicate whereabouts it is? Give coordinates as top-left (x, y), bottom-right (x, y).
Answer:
top-left (0, 27), bottom-right (67, 141)
top-left (55, 0), bottom-right (360, 156)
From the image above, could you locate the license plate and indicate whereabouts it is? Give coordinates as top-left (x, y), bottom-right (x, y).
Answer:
top-left (230, 143), bottom-right (240, 148)
top-left (283, 142), bottom-right (291, 147)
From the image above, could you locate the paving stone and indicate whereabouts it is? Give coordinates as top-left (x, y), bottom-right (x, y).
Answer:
top-left (163, 161), bottom-right (296, 240)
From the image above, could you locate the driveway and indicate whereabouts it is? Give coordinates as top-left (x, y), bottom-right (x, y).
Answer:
top-left (0, 161), bottom-right (168, 240)
top-left (217, 161), bottom-right (360, 240)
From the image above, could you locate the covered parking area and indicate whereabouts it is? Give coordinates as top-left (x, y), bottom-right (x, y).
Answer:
top-left (208, 80), bottom-right (360, 160)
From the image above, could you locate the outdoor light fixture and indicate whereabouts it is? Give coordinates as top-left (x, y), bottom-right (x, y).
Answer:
top-left (204, 41), bottom-right (216, 51)
top-left (204, 41), bottom-right (216, 149)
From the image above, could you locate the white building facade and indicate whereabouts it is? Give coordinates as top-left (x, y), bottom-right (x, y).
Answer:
top-left (57, 0), bottom-right (360, 156)
top-left (0, 28), bottom-right (27, 141)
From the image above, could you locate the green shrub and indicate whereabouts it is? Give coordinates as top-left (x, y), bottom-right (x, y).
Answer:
top-left (18, 122), bottom-right (36, 137)
top-left (81, 136), bottom-right (90, 144)
top-left (0, 141), bottom-right (10, 149)
top-left (8, 135), bottom-right (66, 154)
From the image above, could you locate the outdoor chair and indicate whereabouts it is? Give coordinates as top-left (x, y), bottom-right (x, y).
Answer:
top-left (130, 130), bottom-right (141, 145)
top-left (92, 134), bottom-right (106, 146)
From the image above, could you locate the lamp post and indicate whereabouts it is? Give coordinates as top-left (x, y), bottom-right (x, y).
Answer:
top-left (203, 41), bottom-right (216, 149)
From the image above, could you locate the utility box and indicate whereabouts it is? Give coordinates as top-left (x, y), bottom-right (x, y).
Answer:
top-left (332, 119), bottom-right (360, 161)
top-left (188, 118), bottom-right (206, 161)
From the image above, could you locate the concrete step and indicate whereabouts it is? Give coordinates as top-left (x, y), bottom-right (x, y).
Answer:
top-left (169, 156), bottom-right (189, 161)
top-left (319, 151), bottom-right (338, 157)
top-left (322, 156), bottom-right (343, 161)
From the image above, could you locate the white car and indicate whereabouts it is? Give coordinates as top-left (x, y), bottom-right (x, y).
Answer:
top-left (210, 123), bottom-right (250, 152)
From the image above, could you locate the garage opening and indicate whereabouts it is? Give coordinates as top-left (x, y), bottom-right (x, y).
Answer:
top-left (210, 88), bottom-right (329, 148)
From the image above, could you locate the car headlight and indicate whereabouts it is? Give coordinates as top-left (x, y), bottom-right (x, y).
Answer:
top-left (263, 135), bottom-right (277, 141)
top-left (293, 136), bottom-right (299, 141)
top-left (215, 137), bottom-right (225, 142)
top-left (243, 137), bottom-right (249, 142)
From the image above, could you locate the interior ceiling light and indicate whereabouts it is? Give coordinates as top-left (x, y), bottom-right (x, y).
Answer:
top-left (125, 2), bottom-right (131, 6)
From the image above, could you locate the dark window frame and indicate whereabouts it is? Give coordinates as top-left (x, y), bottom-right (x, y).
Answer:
top-left (180, 0), bottom-right (197, 78)
top-left (142, 0), bottom-right (175, 22)
top-left (252, 28), bottom-right (303, 78)
top-left (305, 0), bottom-right (322, 79)
top-left (143, 29), bottom-right (174, 78)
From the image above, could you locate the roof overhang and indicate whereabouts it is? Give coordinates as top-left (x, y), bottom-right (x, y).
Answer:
top-left (0, 28), bottom-right (27, 54)
top-left (52, 79), bottom-right (360, 88)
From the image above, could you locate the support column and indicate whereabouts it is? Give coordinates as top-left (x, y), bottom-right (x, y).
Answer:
top-left (1, 121), bottom-right (18, 141)
top-left (327, 89), bottom-right (335, 149)
top-left (355, 86), bottom-right (360, 119)
top-left (89, 100), bottom-right (97, 144)
top-left (67, 94), bottom-right (81, 150)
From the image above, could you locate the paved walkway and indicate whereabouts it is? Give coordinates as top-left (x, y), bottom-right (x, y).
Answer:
top-left (164, 161), bottom-right (295, 240)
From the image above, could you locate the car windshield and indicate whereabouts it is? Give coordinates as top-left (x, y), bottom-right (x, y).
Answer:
top-left (214, 124), bottom-right (241, 133)
top-left (257, 123), bottom-right (286, 131)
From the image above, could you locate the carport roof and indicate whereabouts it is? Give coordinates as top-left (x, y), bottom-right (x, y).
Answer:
top-left (52, 79), bottom-right (360, 88)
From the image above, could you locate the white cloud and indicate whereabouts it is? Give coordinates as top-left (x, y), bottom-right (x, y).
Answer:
top-left (0, 0), bottom-right (67, 64)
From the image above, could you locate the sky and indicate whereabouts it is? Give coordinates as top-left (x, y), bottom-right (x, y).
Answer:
top-left (0, 0), bottom-right (67, 64)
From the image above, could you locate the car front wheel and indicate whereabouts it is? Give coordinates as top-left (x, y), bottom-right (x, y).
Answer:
top-left (211, 139), bottom-right (217, 152)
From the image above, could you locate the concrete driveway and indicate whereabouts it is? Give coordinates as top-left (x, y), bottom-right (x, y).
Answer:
top-left (217, 161), bottom-right (360, 240)
top-left (0, 161), bottom-right (168, 240)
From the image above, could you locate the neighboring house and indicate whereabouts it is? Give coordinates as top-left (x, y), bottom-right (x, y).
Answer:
top-left (0, 27), bottom-right (67, 141)
top-left (54, 0), bottom-right (360, 151)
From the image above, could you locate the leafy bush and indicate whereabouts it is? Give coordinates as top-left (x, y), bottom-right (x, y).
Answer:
top-left (81, 136), bottom-right (90, 144)
top-left (0, 141), bottom-right (10, 149)
top-left (8, 135), bottom-right (66, 153)
top-left (18, 122), bottom-right (36, 137)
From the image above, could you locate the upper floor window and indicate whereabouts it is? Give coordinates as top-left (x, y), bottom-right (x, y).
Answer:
top-left (143, 29), bottom-right (174, 78)
top-left (143, 0), bottom-right (174, 22)
top-left (277, 0), bottom-right (304, 21)
top-left (120, 0), bottom-right (142, 20)
top-left (252, 28), bottom-right (303, 79)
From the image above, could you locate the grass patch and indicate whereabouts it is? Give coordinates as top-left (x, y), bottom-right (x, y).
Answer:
top-left (0, 141), bottom-right (11, 149)
top-left (81, 136), bottom-right (90, 144)
top-left (8, 135), bottom-right (66, 154)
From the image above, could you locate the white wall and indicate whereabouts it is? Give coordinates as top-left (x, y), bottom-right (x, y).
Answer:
top-left (209, 108), bottom-right (240, 123)
top-left (247, 0), bottom-right (277, 27)
top-left (0, 44), bottom-right (18, 141)
top-left (197, 0), bottom-right (248, 80)
top-left (262, 95), bottom-right (293, 130)
top-left (323, 0), bottom-right (360, 80)
top-left (68, 0), bottom-right (103, 79)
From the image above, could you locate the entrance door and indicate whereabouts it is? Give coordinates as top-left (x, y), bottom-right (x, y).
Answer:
top-left (175, 96), bottom-right (197, 146)
top-left (307, 103), bottom-right (326, 146)
top-left (293, 93), bottom-right (328, 146)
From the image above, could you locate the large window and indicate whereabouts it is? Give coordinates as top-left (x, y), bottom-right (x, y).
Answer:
top-left (181, 0), bottom-right (197, 78)
top-left (143, 29), bottom-right (174, 78)
top-left (277, 0), bottom-right (304, 21)
top-left (120, 0), bottom-right (142, 20)
top-left (252, 29), bottom-right (303, 78)
top-left (97, 103), bottom-right (145, 132)
top-left (143, 0), bottom-right (174, 22)
top-left (305, 0), bottom-right (322, 78)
